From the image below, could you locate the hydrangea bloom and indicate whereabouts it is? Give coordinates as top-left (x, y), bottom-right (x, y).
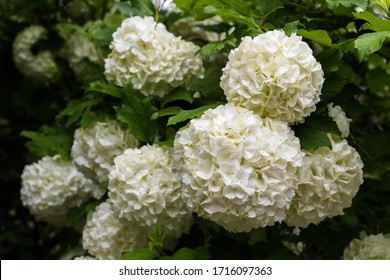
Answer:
top-left (343, 233), bottom-right (390, 260)
top-left (327, 103), bottom-right (351, 138)
top-left (220, 30), bottom-right (324, 124)
top-left (108, 145), bottom-right (192, 238)
top-left (59, 25), bottom-right (102, 78)
top-left (285, 134), bottom-right (364, 228)
top-left (12, 25), bottom-right (59, 83)
top-left (82, 202), bottom-right (147, 260)
top-left (170, 16), bottom-right (226, 42)
top-left (71, 118), bottom-right (139, 185)
top-left (74, 256), bottom-right (96, 260)
top-left (20, 155), bottom-right (104, 226)
top-left (104, 16), bottom-right (204, 97)
top-left (173, 103), bottom-right (304, 232)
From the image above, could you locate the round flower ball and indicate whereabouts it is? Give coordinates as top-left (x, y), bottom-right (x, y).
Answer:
top-left (173, 103), bottom-right (304, 232)
top-left (220, 30), bottom-right (324, 124)
top-left (327, 103), bottom-right (352, 138)
top-left (343, 233), bottom-right (390, 260)
top-left (82, 202), bottom-right (147, 260)
top-left (104, 16), bottom-right (204, 97)
top-left (12, 25), bottom-right (60, 83)
top-left (108, 145), bottom-right (192, 238)
top-left (71, 118), bottom-right (139, 185)
top-left (285, 134), bottom-right (364, 228)
top-left (58, 23), bottom-right (102, 79)
top-left (20, 155), bottom-right (104, 226)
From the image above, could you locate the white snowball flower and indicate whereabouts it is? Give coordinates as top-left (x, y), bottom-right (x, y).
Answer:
top-left (327, 103), bottom-right (352, 138)
top-left (74, 256), bottom-right (96, 260)
top-left (82, 202), bottom-right (147, 260)
top-left (108, 145), bottom-right (192, 238)
top-left (170, 16), bottom-right (227, 42)
top-left (104, 16), bottom-right (204, 97)
top-left (59, 25), bottom-right (102, 79)
top-left (12, 25), bottom-right (60, 83)
top-left (173, 103), bottom-right (304, 232)
top-left (285, 134), bottom-right (364, 228)
top-left (20, 155), bottom-right (104, 226)
top-left (343, 232), bottom-right (390, 260)
top-left (220, 30), bottom-right (324, 124)
top-left (71, 118), bottom-right (139, 185)
top-left (368, 0), bottom-right (389, 19)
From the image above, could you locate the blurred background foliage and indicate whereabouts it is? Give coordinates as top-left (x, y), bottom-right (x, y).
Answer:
top-left (0, 0), bottom-right (389, 259)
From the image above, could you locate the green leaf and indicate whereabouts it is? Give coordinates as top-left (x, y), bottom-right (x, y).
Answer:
top-left (191, 67), bottom-right (226, 101)
top-left (167, 103), bottom-right (219, 126)
top-left (174, 0), bottom-right (251, 16)
top-left (128, 0), bottom-right (156, 16)
top-left (317, 48), bottom-right (344, 73)
top-left (203, 6), bottom-right (257, 28)
top-left (89, 22), bottom-right (119, 48)
top-left (325, 0), bottom-right (368, 9)
top-left (116, 87), bottom-right (158, 143)
top-left (151, 107), bottom-right (181, 120)
top-left (354, 11), bottom-right (390, 32)
top-left (199, 41), bottom-right (225, 60)
top-left (297, 29), bottom-right (333, 47)
top-left (255, 0), bottom-right (284, 17)
top-left (161, 88), bottom-right (193, 107)
top-left (354, 31), bottom-right (390, 62)
top-left (20, 126), bottom-right (73, 158)
top-left (67, 197), bottom-right (105, 224)
top-left (283, 21), bottom-right (301, 36)
top-left (320, 75), bottom-right (349, 101)
top-left (120, 248), bottom-right (158, 260)
top-left (56, 97), bottom-right (102, 127)
top-left (85, 80), bottom-right (122, 98)
top-left (148, 225), bottom-right (165, 250)
top-left (293, 116), bottom-right (340, 150)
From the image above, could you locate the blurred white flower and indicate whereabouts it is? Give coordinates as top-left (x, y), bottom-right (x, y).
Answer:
top-left (152, 0), bottom-right (174, 11)
top-left (108, 145), bottom-right (192, 238)
top-left (343, 232), bottom-right (390, 259)
top-left (173, 103), bottom-right (304, 232)
top-left (71, 118), bottom-right (139, 185)
top-left (220, 30), bottom-right (324, 124)
top-left (59, 24), bottom-right (103, 79)
top-left (20, 155), bottom-right (104, 226)
top-left (170, 16), bottom-right (227, 42)
top-left (285, 134), bottom-right (364, 228)
top-left (82, 202), bottom-right (147, 260)
top-left (327, 103), bottom-right (351, 138)
top-left (74, 256), bottom-right (96, 260)
top-left (368, 0), bottom-right (389, 19)
top-left (104, 16), bottom-right (204, 97)
top-left (12, 25), bottom-right (59, 83)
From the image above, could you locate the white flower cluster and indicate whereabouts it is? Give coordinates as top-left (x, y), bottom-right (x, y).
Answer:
top-left (108, 145), bottom-right (192, 238)
top-left (285, 134), bottom-right (364, 228)
top-left (170, 16), bottom-right (226, 42)
top-left (20, 155), bottom-right (104, 226)
top-left (104, 16), bottom-right (204, 97)
top-left (343, 233), bottom-right (390, 260)
top-left (220, 30), bottom-right (324, 124)
top-left (368, 0), bottom-right (389, 19)
top-left (327, 103), bottom-right (352, 138)
top-left (12, 25), bottom-right (60, 83)
top-left (60, 27), bottom-right (102, 78)
top-left (173, 103), bottom-right (304, 232)
top-left (82, 202), bottom-right (147, 260)
top-left (71, 119), bottom-right (139, 185)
